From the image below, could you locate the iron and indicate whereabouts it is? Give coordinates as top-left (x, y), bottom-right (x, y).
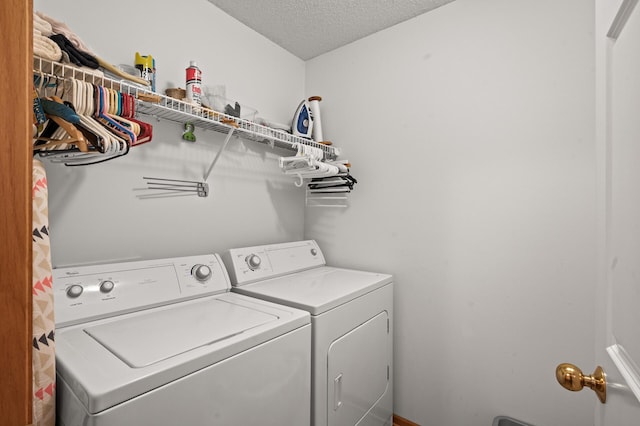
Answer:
top-left (292, 100), bottom-right (313, 138)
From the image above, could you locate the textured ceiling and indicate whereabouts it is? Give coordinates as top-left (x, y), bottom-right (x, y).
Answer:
top-left (207, 0), bottom-right (456, 60)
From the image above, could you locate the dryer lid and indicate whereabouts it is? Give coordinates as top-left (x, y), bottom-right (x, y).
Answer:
top-left (234, 266), bottom-right (393, 315)
top-left (84, 298), bottom-right (278, 367)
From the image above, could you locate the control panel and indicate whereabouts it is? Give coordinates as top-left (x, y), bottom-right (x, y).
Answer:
top-left (222, 240), bottom-right (326, 286)
top-left (53, 254), bottom-right (230, 327)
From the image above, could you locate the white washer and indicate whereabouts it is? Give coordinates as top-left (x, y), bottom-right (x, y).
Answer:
top-left (53, 254), bottom-right (311, 426)
top-left (223, 240), bottom-right (393, 426)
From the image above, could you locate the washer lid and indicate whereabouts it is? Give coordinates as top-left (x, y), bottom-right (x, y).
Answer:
top-left (233, 266), bottom-right (393, 315)
top-left (84, 298), bottom-right (278, 368)
top-left (55, 292), bottom-right (309, 415)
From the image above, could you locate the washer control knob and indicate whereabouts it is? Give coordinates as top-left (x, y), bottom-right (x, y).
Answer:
top-left (66, 284), bottom-right (84, 298)
top-left (99, 280), bottom-right (115, 293)
top-left (246, 254), bottom-right (262, 270)
top-left (192, 264), bottom-right (212, 281)
top-left (311, 248), bottom-right (318, 256)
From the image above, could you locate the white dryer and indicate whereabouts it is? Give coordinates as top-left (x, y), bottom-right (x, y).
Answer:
top-left (53, 254), bottom-right (311, 426)
top-left (223, 240), bottom-right (393, 426)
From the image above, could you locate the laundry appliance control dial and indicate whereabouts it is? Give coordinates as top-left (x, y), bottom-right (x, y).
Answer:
top-left (245, 254), bottom-right (262, 270)
top-left (66, 284), bottom-right (84, 298)
top-left (191, 264), bottom-right (212, 281)
top-left (99, 280), bottom-right (115, 293)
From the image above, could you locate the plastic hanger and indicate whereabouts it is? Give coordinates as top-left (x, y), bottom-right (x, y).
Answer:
top-left (70, 79), bottom-right (113, 153)
top-left (94, 84), bottom-right (135, 146)
top-left (45, 79), bottom-right (124, 165)
top-left (78, 81), bottom-right (119, 154)
top-left (73, 79), bottom-right (114, 154)
top-left (105, 88), bottom-right (142, 140)
top-left (59, 81), bottom-right (130, 165)
top-left (120, 93), bottom-right (152, 145)
top-left (279, 142), bottom-right (340, 186)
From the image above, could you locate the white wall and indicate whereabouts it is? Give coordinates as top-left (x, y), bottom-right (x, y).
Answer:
top-left (34, 0), bottom-right (308, 266)
top-left (305, 1), bottom-right (597, 425)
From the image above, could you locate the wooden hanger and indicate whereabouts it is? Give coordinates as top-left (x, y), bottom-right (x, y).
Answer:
top-left (33, 114), bottom-right (89, 152)
top-left (33, 95), bottom-right (89, 152)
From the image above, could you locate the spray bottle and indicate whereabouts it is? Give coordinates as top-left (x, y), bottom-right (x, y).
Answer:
top-left (134, 52), bottom-right (155, 91)
top-left (186, 61), bottom-right (202, 106)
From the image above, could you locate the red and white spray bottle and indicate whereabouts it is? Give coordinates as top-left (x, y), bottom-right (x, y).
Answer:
top-left (186, 61), bottom-right (202, 106)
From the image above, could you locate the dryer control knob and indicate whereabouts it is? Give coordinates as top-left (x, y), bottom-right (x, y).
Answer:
top-left (99, 280), bottom-right (115, 293)
top-left (246, 254), bottom-right (262, 270)
top-left (66, 284), bottom-right (84, 298)
top-left (192, 264), bottom-right (212, 281)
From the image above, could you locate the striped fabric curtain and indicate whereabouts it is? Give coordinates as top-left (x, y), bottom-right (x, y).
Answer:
top-left (32, 159), bottom-right (55, 426)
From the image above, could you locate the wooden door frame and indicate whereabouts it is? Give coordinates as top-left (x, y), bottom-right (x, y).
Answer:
top-left (0, 0), bottom-right (33, 424)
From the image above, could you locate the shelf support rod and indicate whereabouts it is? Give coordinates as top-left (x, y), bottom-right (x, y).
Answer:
top-left (203, 127), bottom-right (235, 182)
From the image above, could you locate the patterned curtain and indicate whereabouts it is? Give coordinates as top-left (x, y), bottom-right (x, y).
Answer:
top-left (32, 159), bottom-right (55, 426)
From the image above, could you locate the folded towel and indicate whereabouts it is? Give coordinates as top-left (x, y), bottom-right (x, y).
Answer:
top-left (33, 30), bottom-right (62, 61)
top-left (33, 13), bottom-right (53, 36)
top-left (36, 11), bottom-right (92, 54)
top-left (50, 34), bottom-right (99, 69)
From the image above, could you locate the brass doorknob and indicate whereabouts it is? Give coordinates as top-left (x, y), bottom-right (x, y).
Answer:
top-left (555, 363), bottom-right (606, 403)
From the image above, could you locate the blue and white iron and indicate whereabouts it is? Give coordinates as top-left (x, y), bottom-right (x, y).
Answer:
top-left (292, 100), bottom-right (313, 138)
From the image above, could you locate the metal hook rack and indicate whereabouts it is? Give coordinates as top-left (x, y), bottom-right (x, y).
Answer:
top-left (138, 177), bottom-right (209, 199)
top-left (139, 127), bottom-right (236, 198)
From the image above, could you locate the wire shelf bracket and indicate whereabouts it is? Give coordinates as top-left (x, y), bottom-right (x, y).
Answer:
top-left (139, 127), bottom-right (236, 198)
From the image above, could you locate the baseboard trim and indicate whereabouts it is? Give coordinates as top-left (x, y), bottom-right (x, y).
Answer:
top-left (393, 413), bottom-right (421, 426)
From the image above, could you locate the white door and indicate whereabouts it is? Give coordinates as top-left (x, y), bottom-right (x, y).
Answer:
top-left (590, 0), bottom-right (640, 424)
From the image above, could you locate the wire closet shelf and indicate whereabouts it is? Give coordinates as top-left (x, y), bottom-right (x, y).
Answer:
top-left (32, 57), bottom-right (340, 160)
